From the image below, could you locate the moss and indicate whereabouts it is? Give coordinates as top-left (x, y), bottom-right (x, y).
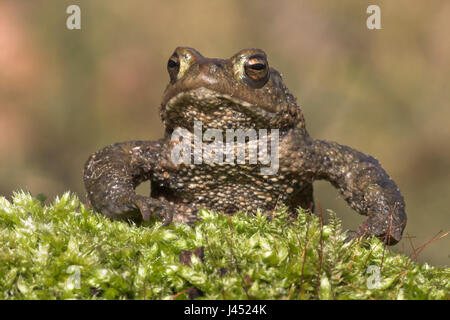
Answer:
top-left (0, 191), bottom-right (448, 300)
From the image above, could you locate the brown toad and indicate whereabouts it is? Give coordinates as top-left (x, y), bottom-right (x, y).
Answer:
top-left (83, 47), bottom-right (407, 244)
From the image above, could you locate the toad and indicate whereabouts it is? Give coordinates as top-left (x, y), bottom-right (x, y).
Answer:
top-left (83, 47), bottom-right (406, 244)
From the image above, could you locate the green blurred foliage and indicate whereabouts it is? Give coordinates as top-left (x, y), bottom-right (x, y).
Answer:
top-left (0, 0), bottom-right (448, 266)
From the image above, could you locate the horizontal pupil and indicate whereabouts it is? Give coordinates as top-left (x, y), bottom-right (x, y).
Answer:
top-left (168, 60), bottom-right (179, 68)
top-left (248, 63), bottom-right (265, 70)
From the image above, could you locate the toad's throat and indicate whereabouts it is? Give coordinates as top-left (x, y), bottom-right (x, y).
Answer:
top-left (163, 87), bottom-right (278, 130)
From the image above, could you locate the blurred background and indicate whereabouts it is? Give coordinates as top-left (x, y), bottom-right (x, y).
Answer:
top-left (0, 0), bottom-right (448, 266)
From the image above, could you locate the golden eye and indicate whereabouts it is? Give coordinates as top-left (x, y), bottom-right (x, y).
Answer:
top-left (244, 54), bottom-right (269, 88)
top-left (167, 52), bottom-right (180, 82)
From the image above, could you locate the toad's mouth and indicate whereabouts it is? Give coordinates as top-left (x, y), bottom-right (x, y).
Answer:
top-left (162, 87), bottom-right (278, 130)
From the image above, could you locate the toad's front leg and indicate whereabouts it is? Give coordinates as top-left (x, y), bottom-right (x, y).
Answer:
top-left (293, 137), bottom-right (407, 245)
top-left (83, 140), bottom-right (177, 225)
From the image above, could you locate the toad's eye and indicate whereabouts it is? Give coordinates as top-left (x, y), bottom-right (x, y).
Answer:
top-left (244, 55), bottom-right (269, 88)
top-left (167, 53), bottom-right (180, 82)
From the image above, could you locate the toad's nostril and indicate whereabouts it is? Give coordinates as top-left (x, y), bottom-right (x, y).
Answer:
top-left (214, 62), bottom-right (224, 69)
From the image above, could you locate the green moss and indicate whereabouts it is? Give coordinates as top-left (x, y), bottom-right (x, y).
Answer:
top-left (0, 191), bottom-right (448, 300)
